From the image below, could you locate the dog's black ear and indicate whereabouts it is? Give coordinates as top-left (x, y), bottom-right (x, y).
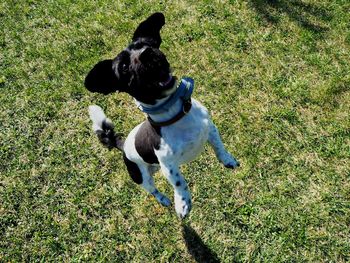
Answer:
top-left (132, 12), bottom-right (165, 48)
top-left (85, 59), bottom-right (119, 95)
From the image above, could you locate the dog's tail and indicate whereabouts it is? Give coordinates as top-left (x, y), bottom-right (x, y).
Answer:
top-left (88, 105), bottom-right (124, 151)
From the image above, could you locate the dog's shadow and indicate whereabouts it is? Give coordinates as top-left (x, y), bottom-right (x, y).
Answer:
top-left (182, 224), bottom-right (220, 263)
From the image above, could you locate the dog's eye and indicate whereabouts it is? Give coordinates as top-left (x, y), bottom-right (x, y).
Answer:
top-left (122, 63), bottom-right (128, 72)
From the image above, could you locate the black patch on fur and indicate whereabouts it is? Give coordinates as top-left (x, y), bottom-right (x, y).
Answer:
top-left (135, 120), bottom-right (161, 164)
top-left (123, 153), bottom-right (143, 184)
top-left (95, 120), bottom-right (124, 151)
top-left (176, 181), bottom-right (181, 187)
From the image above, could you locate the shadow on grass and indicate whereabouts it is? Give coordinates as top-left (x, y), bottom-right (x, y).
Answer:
top-left (182, 224), bottom-right (220, 263)
top-left (249, 0), bottom-right (332, 33)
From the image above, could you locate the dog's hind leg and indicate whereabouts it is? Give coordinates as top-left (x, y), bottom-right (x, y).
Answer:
top-left (159, 163), bottom-right (192, 219)
top-left (208, 121), bottom-right (240, 169)
top-left (123, 154), bottom-right (171, 207)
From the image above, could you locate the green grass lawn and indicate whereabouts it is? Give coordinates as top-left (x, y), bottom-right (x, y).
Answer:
top-left (1, 0), bottom-right (349, 262)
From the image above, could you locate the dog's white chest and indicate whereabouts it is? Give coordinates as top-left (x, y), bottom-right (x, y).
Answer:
top-left (156, 99), bottom-right (210, 165)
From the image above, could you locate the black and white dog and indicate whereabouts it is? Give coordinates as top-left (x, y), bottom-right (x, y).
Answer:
top-left (85, 13), bottom-right (239, 218)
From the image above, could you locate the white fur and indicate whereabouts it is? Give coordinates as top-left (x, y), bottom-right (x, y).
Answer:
top-left (89, 105), bottom-right (113, 132)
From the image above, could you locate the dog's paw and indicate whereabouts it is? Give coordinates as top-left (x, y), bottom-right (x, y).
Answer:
top-left (153, 191), bottom-right (172, 207)
top-left (174, 191), bottom-right (192, 219)
top-left (223, 156), bottom-right (240, 169)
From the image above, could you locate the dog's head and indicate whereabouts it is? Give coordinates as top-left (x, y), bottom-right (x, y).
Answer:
top-left (85, 12), bottom-right (175, 104)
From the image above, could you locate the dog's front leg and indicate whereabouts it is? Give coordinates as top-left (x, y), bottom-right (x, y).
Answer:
top-left (208, 121), bottom-right (240, 169)
top-left (159, 163), bottom-right (192, 218)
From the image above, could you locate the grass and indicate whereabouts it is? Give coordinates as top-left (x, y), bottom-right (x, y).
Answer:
top-left (1, 0), bottom-right (349, 262)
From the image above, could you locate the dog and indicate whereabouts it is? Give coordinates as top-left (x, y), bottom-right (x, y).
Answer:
top-left (85, 12), bottom-right (240, 218)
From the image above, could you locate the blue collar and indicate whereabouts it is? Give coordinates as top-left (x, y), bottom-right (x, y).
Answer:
top-left (137, 77), bottom-right (194, 115)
